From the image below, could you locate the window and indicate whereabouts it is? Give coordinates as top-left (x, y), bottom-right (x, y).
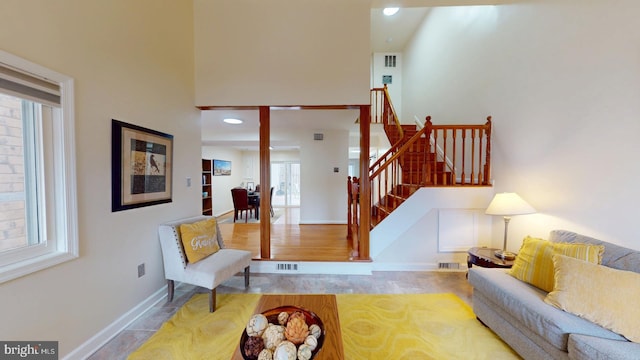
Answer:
top-left (0, 50), bottom-right (78, 283)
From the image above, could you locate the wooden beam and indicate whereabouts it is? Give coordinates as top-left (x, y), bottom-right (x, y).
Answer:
top-left (358, 104), bottom-right (370, 260)
top-left (259, 106), bottom-right (271, 259)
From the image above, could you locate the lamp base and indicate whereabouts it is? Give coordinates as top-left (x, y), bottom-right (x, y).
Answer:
top-left (494, 250), bottom-right (516, 260)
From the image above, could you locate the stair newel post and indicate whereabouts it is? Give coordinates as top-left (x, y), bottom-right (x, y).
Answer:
top-left (347, 176), bottom-right (352, 241)
top-left (484, 116), bottom-right (492, 185)
top-left (471, 128), bottom-right (477, 185)
top-left (442, 129), bottom-right (448, 185)
top-left (424, 116), bottom-right (433, 185)
top-left (359, 104), bottom-right (370, 260)
top-left (420, 126), bottom-right (428, 186)
top-left (461, 129), bottom-right (467, 185)
top-left (478, 127), bottom-right (485, 185)
top-left (452, 129), bottom-right (457, 185)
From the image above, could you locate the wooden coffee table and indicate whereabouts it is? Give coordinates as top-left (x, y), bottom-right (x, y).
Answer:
top-left (231, 294), bottom-right (345, 359)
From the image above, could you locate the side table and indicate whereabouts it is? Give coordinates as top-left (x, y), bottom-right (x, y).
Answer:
top-left (467, 247), bottom-right (515, 276)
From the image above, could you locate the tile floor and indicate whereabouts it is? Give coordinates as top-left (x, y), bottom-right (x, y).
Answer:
top-left (87, 271), bottom-right (473, 359)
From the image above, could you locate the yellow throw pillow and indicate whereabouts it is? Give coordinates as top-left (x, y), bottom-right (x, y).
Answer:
top-left (508, 236), bottom-right (604, 292)
top-left (179, 218), bottom-right (220, 264)
top-left (545, 254), bottom-right (640, 343)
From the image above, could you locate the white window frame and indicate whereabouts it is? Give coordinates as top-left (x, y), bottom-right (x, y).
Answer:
top-left (0, 50), bottom-right (78, 283)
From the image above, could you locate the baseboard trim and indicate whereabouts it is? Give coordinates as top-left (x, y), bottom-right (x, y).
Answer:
top-left (372, 262), bottom-right (468, 272)
top-left (250, 260), bottom-right (372, 275)
top-left (63, 287), bottom-right (166, 360)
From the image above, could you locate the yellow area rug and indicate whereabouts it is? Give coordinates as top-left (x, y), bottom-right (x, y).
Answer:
top-left (128, 293), bottom-right (520, 360)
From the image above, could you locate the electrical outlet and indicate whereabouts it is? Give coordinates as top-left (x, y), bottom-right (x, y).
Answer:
top-left (137, 263), bottom-right (145, 278)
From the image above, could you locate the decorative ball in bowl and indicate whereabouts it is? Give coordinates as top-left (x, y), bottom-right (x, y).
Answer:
top-left (240, 305), bottom-right (325, 360)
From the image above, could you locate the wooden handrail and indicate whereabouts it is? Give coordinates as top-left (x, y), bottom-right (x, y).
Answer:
top-left (367, 115), bottom-right (492, 228)
top-left (370, 85), bottom-right (403, 139)
top-left (350, 85), bottom-right (494, 254)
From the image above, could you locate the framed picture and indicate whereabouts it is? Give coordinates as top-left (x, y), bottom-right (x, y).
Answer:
top-left (112, 119), bottom-right (173, 212)
top-left (213, 159), bottom-right (231, 176)
top-left (246, 182), bottom-right (255, 191)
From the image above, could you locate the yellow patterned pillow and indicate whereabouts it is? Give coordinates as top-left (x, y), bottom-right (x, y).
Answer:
top-left (179, 218), bottom-right (220, 264)
top-left (508, 236), bottom-right (604, 292)
top-left (545, 254), bottom-right (640, 342)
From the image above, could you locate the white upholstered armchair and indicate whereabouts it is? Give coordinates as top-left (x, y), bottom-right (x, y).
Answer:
top-left (158, 215), bottom-right (252, 312)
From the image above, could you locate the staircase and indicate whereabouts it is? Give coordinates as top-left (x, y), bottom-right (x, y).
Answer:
top-left (364, 86), bottom-right (493, 227)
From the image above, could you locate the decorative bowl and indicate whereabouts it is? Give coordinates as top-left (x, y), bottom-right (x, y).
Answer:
top-left (240, 305), bottom-right (325, 360)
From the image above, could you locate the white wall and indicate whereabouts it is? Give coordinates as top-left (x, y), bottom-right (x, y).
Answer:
top-left (300, 129), bottom-right (350, 223)
top-left (372, 187), bottom-right (495, 270)
top-left (194, 0), bottom-right (371, 107)
top-left (402, 1), bottom-right (640, 249)
top-left (0, 1), bottom-right (199, 357)
top-left (372, 52), bottom-right (404, 121)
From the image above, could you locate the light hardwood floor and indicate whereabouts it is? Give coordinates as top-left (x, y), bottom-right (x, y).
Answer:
top-left (219, 207), bottom-right (354, 262)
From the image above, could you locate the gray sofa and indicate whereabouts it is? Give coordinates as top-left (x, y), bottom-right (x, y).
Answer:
top-left (468, 230), bottom-right (640, 359)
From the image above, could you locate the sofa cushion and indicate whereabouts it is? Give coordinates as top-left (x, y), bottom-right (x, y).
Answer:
top-left (545, 254), bottom-right (640, 343)
top-left (549, 230), bottom-right (640, 274)
top-left (469, 267), bottom-right (628, 352)
top-left (179, 218), bottom-right (220, 264)
top-left (568, 334), bottom-right (640, 360)
top-left (509, 236), bottom-right (604, 292)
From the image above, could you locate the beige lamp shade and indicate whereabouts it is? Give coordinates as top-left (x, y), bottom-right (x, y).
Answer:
top-left (485, 193), bottom-right (536, 216)
top-left (486, 192), bottom-right (536, 260)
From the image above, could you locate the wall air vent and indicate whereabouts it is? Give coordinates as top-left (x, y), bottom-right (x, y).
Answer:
top-left (438, 262), bottom-right (460, 270)
top-left (276, 263), bottom-right (299, 271)
top-left (313, 133), bottom-right (324, 141)
top-left (384, 55), bottom-right (397, 68)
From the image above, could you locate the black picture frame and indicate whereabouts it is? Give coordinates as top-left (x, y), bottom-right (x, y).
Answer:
top-left (213, 159), bottom-right (231, 176)
top-left (111, 119), bottom-right (173, 212)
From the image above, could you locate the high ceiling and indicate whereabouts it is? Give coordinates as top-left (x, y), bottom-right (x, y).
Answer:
top-left (201, 7), bottom-right (430, 151)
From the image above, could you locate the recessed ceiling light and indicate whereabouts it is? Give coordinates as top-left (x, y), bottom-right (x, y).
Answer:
top-left (223, 118), bottom-right (243, 125)
top-left (383, 7), bottom-right (399, 16)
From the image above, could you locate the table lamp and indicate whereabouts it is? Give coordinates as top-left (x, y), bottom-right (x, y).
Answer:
top-left (485, 192), bottom-right (536, 260)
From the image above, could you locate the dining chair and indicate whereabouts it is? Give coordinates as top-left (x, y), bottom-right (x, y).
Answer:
top-left (270, 186), bottom-right (275, 216)
top-left (231, 188), bottom-right (255, 223)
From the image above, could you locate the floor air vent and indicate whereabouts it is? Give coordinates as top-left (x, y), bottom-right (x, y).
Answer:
top-left (276, 263), bottom-right (298, 271)
top-left (438, 262), bottom-right (460, 270)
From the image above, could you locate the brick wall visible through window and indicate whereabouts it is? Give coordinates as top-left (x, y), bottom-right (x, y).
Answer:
top-left (0, 94), bottom-right (27, 252)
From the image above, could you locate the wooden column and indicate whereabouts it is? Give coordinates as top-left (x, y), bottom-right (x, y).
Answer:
top-left (259, 106), bottom-right (271, 259)
top-left (358, 104), bottom-right (370, 259)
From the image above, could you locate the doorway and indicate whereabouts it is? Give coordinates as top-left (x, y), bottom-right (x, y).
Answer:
top-left (271, 161), bottom-right (300, 207)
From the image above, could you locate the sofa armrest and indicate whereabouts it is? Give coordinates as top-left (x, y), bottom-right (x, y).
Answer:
top-left (568, 334), bottom-right (640, 360)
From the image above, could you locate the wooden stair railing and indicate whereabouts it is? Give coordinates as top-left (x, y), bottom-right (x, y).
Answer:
top-left (348, 85), bottom-right (493, 254)
top-left (368, 122), bottom-right (430, 226)
top-left (346, 176), bottom-right (360, 257)
top-left (367, 116), bottom-right (492, 227)
top-left (371, 85), bottom-right (404, 141)
top-left (425, 116), bottom-right (492, 186)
